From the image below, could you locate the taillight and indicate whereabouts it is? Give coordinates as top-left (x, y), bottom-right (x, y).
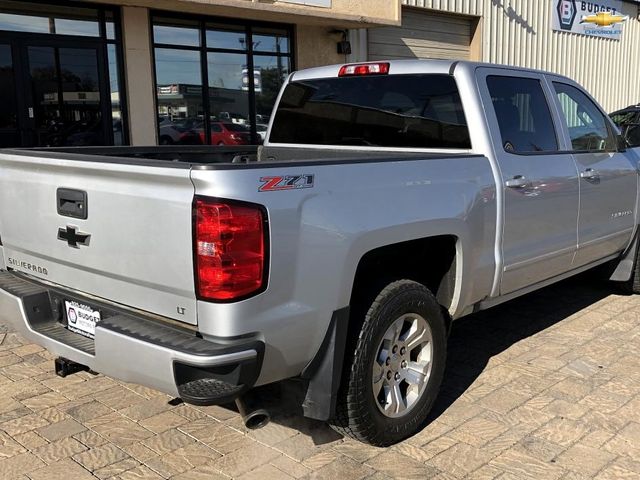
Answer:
top-left (195, 197), bottom-right (267, 301)
top-left (338, 62), bottom-right (390, 77)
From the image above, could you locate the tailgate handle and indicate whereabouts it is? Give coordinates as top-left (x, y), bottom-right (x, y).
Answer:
top-left (57, 188), bottom-right (88, 220)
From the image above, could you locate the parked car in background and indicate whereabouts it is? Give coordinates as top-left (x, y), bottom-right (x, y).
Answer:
top-left (199, 122), bottom-right (251, 145)
top-left (158, 117), bottom-right (201, 145)
top-left (611, 105), bottom-right (640, 148)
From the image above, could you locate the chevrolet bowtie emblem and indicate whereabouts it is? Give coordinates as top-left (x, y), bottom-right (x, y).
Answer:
top-left (58, 226), bottom-right (91, 248)
top-left (580, 12), bottom-right (628, 27)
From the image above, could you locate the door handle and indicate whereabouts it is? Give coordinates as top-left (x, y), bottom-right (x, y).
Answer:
top-left (57, 188), bottom-right (88, 220)
top-left (505, 175), bottom-right (529, 188)
top-left (580, 168), bottom-right (600, 180)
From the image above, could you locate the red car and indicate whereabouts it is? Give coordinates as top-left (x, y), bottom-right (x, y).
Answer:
top-left (199, 122), bottom-right (252, 145)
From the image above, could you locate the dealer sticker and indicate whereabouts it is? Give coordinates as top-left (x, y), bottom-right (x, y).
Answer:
top-left (65, 300), bottom-right (100, 339)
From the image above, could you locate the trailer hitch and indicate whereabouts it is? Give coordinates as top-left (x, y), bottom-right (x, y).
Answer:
top-left (54, 357), bottom-right (90, 378)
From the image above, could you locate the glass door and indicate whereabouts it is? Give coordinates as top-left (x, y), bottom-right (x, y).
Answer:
top-left (0, 44), bottom-right (19, 147)
top-left (24, 43), bottom-right (107, 147)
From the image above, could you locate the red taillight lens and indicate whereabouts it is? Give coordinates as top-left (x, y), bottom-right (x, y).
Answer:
top-left (195, 198), bottom-right (266, 301)
top-left (338, 62), bottom-right (390, 77)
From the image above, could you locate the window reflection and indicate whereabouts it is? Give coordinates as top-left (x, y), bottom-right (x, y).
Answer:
top-left (253, 29), bottom-right (289, 54)
top-left (208, 52), bottom-right (250, 145)
top-left (0, 2), bottom-right (101, 37)
top-left (253, 55), bottom-right (289, 128)
top-left (154, 20), bottom-right (200, 47)
top-left (55, 18), bottom-right (99, 37)
top-left (0, 45), bottom-right (16, 130)
top-left (206, 25), bottom-right (246, 50)
top-left (108, 45), bottom-right (123, 145)
top-left (153, 16), bottom-right (292, 145)
top-left (0, 13), bottom-right (49, 33)
top-left (155, 48), bottom-right (204, 145)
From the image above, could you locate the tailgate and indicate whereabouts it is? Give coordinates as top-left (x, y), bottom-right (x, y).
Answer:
top-left (0, 152), bottom-right (197, 325)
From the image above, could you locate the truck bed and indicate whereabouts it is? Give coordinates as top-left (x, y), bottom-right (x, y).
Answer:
top-left (1, 145), bottom-right (476, 169)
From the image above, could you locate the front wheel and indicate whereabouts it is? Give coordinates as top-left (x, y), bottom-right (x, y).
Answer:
top-left (330, 279), bottom-right (447, 446)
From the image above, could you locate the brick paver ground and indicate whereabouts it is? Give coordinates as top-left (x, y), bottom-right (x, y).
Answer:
top-left (1, 273), bottom-right (640, 479)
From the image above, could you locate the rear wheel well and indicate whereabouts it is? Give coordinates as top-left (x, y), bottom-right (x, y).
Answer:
top-left (348, 236), bottom-right (457, 335)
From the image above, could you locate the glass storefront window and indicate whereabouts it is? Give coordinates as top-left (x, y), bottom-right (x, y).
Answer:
top-left (208, 52), bottom-right (250, 145)
top-left (0, 45), bottom-right (16, 129)
top-left (155, 48), bottom-right (204, 145)
top-left (0, 2), bottom-right (127, 147)
top-left (0, 13), bottom-right (49, 34)
top-left (153, 15), bottom-right (292, 145)
top-left (106, 12), bottom-right (116, 40)
top-left (253, 28), bottom-right (290, 54)
top-left (154, 19), bottom-right (200, 47)
top-left (206, 25), bottom-right (247, 51)
top-left (0, 2), bottom-right (101, 37)
top-left (108, 45), bottom-right (124, 145)
top-left (253, 55), bottom-right (289, 127)
top-left (55, 18), bottom-right (100, 37)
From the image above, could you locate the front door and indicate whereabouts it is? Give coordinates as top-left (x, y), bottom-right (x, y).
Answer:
top-left (22, 42), bottom-right (109, 147)
top-left (0, 43), bottom-right (20, 147)
top-left (552, 81), bottom-right (638, 267)
top-left (0, 39), bottom-right (111, 148)
top-left (478, 68), bottom-right (580, 295)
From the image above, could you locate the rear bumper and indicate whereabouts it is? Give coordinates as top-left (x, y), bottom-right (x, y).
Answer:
top-left (0, 270), bottom-right (263, 405)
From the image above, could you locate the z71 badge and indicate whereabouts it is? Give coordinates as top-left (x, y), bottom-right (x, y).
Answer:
top-left (259, 174), bottom-right (314, 192)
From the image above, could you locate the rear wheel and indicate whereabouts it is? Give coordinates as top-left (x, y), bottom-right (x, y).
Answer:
top-left (330, 279), bottom-right (447, 446)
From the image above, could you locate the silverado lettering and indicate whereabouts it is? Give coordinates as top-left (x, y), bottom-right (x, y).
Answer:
top-left (7, 258), bottom-right (48, 275)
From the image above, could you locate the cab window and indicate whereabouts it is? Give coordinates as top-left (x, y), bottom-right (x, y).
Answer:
top-left (486, 76), bottom-right (558, 153)
top-left (554, 82), bottom-right (616, 152)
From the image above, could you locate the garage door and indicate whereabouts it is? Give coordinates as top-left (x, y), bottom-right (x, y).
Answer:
top-left (368, 8), bottom-right (472, 61)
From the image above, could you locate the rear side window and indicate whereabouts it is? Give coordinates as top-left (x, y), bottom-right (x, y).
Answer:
top-left (554, 82), bottom-right (615, 152)
top-left (269, 74), bottom-right (471, 149)
top-left (487, 76), bottom-right (558, 153)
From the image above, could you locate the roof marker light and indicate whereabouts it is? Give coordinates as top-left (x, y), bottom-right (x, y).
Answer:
top-left (338, 62), bottom-right (390, 77)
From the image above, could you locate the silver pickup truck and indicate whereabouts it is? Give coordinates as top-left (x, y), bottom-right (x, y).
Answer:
top-left (0, 60), bottom-right (638, 446)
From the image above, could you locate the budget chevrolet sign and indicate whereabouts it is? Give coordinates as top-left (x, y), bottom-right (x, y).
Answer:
top-left (553, 0), bottom-right (628, 39)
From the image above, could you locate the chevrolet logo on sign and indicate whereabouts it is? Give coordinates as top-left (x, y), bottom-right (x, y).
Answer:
top-left (580, 11), bottom-right (628, 27)
top-left (552, 0), bottom-right (628, 39)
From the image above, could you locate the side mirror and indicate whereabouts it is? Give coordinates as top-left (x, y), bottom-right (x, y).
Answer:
top-left (625, 124), bottom-right (640, 148)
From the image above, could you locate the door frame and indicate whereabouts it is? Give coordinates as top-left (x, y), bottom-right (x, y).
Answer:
top-left (0, 0), bottom-right (127, 147)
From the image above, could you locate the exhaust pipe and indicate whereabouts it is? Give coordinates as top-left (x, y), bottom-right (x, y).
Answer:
top-left (235, 396), bottom-right (270, 430)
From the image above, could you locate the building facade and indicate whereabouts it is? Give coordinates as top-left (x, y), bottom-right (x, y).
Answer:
top-left (0, 0), bottom-right (637, 148)
top-left (360, 0), bottom-right (640, 113)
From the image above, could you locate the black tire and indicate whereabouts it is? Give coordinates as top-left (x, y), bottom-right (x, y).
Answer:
top-left (330, 279), bottom-right (447, 446)
top-left (159, 136), bottom-right (173, 145)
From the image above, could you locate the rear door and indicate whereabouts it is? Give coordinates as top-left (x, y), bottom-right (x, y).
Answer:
top-left (551, 82), bottom-right (638, 267)
top-left (0, 151), bottom-right (197, 324)
top-left (477, 68), bottom-right (580, 294)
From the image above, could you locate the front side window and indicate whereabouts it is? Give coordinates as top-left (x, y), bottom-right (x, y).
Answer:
top-left (270, 74), bottom-right (470, 148)
top-left (554, 82), bottom-right (615, 152)
top-left (486, 76), bottom-right (558, 153)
